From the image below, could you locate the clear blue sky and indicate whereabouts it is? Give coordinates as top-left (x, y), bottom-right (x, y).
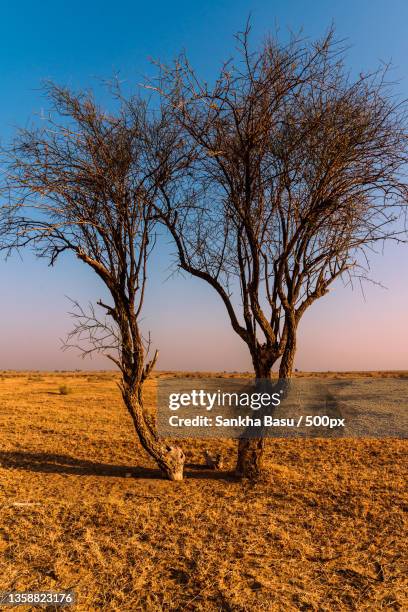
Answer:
top-left (1, 0), bottom-right (408, 371)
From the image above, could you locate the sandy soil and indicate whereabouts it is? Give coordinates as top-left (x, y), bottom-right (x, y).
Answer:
top-left (0, 371), bottom-right (406, 610)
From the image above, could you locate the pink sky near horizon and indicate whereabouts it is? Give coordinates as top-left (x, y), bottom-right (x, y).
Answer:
top-left (2, 238), bottom-right (407, 373)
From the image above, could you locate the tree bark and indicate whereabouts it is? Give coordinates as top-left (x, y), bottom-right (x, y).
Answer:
top-left (235, 358), bottom-right (274, 480)
top-left (236, 437), bottom-right (265, 479)
top-left (234, 332), bottom-right (300, 479)
top-left (279, 328), bottom-right (296, 379)
top-left (122, 386), bottom-right (185, 481)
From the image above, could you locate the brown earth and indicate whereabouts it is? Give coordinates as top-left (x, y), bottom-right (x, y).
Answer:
top-left (0, 371), bottom-right (406, 611)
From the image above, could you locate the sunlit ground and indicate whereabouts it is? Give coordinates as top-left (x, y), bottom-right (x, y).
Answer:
top-left (0, 371), bottom-right (406, 610)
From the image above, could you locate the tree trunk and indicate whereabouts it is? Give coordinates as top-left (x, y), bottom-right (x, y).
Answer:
top-left (279, 331), bottom-right (296, 379)
top-left (236, 437), bottom-right (265, 479)
top-left (235, 360), bottom-right (273, 480)
top-left (122, 386), bottom-right (185, 481)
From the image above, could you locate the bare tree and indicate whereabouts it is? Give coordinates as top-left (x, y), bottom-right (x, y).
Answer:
top-left (2, 83), bottom-right (187, 480)
top-left (153, 26), bottom-right (408, 478)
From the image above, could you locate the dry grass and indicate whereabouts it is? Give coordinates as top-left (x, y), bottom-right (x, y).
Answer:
top-left (0, 371), bottom-right (406, 610)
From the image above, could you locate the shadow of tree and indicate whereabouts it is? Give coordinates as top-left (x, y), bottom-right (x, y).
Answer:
top-left (0, 451), bottom-right (238, 481)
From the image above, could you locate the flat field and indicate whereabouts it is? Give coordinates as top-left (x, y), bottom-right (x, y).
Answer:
top-left (0, 371), bottom-right (406, 611)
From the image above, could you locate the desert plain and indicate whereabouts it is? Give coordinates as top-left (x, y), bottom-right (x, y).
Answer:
top-left (0, 370), bottom-right (406, 611)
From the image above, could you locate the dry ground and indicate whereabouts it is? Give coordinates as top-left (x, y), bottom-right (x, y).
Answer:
top-left (0, 371), bottom-right (406, 611)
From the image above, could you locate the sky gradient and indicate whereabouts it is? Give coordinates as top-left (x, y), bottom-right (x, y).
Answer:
top-left (1, 0), bottom-right (408, 372)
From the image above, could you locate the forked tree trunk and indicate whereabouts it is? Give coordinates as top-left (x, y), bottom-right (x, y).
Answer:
top-left (235, 361), bottom-right (274, 480)
top-left (235, 335), bottom-right (297, 479)
top-left (122, 386), bottom-right (185, 481)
